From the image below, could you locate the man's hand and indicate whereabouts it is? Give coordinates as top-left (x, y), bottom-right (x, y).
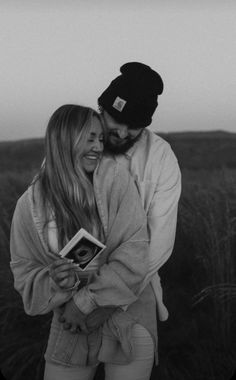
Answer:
top-left (49, 258), bottom-right (79, 290)
top-left (58, 298), bottom-right (88, 334)
top-left (86, 307), bottom-right (116, 333)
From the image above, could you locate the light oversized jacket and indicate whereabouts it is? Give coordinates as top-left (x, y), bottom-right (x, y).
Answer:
top-left (115, 129), bottom-right (182, 320)
top-left (10, 156), bottom-right (156, 366)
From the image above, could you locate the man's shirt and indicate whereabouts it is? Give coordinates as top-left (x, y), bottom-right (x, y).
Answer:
top-left (114, 128), bottom-right (182, 320)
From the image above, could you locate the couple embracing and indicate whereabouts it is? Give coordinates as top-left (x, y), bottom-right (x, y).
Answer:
top-left (10, 62), bottom-right (181, 380)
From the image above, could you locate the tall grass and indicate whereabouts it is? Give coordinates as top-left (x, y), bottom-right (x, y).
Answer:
top-left (181, 168), bottom-right (236, 349)
top-left (0, 169), bottom-right (51, 380)
top-left (156, 168), bottom-right (236, 380)
top-left (1, 160), bottom-right (236, 379)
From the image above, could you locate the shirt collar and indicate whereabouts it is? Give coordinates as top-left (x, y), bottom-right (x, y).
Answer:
top-left (124, 129), bottom-right (146, 158)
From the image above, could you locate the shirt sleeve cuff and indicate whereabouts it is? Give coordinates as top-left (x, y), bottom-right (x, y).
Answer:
top-left (49, 271), bottom-right (80, 293)
top-left (73, 287), bottom-right (97, 314)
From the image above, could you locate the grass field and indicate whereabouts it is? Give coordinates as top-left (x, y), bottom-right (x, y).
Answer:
top-left (0, 131), bottom-right (236, 380)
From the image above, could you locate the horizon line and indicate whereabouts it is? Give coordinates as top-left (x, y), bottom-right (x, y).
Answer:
top-left (1, 129), bottom-right (236, 144)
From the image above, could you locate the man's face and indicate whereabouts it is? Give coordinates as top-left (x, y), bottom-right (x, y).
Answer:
top-left (102, 111), bottom-right (143, 154)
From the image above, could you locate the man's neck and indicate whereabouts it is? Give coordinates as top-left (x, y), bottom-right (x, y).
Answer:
top-left (105, 129), bottom-right (144, 156)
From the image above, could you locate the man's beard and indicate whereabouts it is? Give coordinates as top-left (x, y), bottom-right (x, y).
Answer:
top-left (105, 130), bottom-right (143, 154)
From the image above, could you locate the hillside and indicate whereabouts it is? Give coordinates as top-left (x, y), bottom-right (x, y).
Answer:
top-left (0, 138), bottom-right (45, 173)
top-left (160, 130), bottom-right (236, 170)
top-left (1, 130), bottom-right (236, 172)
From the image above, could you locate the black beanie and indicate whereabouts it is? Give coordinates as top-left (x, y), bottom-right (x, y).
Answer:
top-left (98, 62), bottom-right (164, 128)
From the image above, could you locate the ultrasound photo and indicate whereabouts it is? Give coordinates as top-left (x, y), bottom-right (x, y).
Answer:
top-left (64, 237), bottom-right (103, 269)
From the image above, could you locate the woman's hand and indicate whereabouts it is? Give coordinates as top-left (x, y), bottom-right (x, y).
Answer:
top-left (49, 258), bottom-right (79, 290)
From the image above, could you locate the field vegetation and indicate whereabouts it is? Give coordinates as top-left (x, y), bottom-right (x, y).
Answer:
top-left (0, 131), bottom-right (236, 380)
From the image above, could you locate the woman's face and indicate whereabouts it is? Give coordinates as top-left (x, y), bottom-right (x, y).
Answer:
top-left (80, 116), bottom-right (104, 173)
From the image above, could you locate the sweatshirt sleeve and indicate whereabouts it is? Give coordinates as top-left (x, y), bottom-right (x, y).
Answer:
top-left (141, 145), bottom-right (181, 293)
top-left (10, 195), bottom-right (74, 316)
top-left (73, 166), bottom-right (149, 314)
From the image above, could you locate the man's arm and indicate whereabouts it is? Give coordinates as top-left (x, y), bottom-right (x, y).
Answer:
top-left (139, 147), bottom-right (181, 311)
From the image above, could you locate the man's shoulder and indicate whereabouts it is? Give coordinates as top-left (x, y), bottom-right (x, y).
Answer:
top-left (145, 129), bottom-right (171, 150)
top-left (133, 129), bottom-right (174, 161)
top-left (97, 154), bottom-right (117, 175)
top-left (130, 129), bottom-right (180, 181)
top-left (97, 155), bottom-right (130, 183)
top-left (96, 155), bottom-right (132, 201)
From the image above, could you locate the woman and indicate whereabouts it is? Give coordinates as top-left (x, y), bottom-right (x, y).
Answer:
top-left (10, 105), bottom-right (157, 380)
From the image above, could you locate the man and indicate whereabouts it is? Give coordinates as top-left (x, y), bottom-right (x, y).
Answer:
top-left (98, 62), bottom-right (181, 321)
top-left (59, 62), bottom-right (181, 364)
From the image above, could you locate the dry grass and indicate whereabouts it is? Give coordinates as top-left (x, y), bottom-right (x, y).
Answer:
top-left (156, 168), bottom-right (236, 380)
top-left (1, 144), bottom-right (236, 379)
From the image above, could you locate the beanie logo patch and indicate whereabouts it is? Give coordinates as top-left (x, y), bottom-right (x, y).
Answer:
top-left (112, 96), bottom-right (127, 112)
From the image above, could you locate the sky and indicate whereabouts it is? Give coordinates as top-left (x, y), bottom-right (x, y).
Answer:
top-left (1, 0), bottom-right (236, 141)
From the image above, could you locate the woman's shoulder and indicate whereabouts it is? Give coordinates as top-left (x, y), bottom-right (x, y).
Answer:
top-left (12, 187), bottom-right (32, 226)
top-left (15, 186), bottom-right (30, 209)
top-left (13, 181), bottom-right (41, 223)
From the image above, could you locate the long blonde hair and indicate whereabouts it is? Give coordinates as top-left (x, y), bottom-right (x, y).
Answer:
top-left (37, 104), bottom-right (104, 249)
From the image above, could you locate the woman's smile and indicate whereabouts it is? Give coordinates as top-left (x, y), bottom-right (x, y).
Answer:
top-left (80, 116), bottom-right (104, 173)
top-left (82, 152), bottom-right (101, 170)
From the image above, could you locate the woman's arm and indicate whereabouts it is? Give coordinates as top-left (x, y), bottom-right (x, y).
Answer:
top-left (10, 195), bottom-right (78, 316)
top-left (72, 164), bottom-right (149, 315)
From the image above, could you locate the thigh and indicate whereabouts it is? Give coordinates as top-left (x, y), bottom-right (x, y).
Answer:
top-left (44, 361), bottom-right (97, 380)
top-left (105, 324), bottom-right (154, 380)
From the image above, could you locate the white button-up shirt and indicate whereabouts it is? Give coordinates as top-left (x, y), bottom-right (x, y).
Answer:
top-left (115, 128), bottom-right (182, 320)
